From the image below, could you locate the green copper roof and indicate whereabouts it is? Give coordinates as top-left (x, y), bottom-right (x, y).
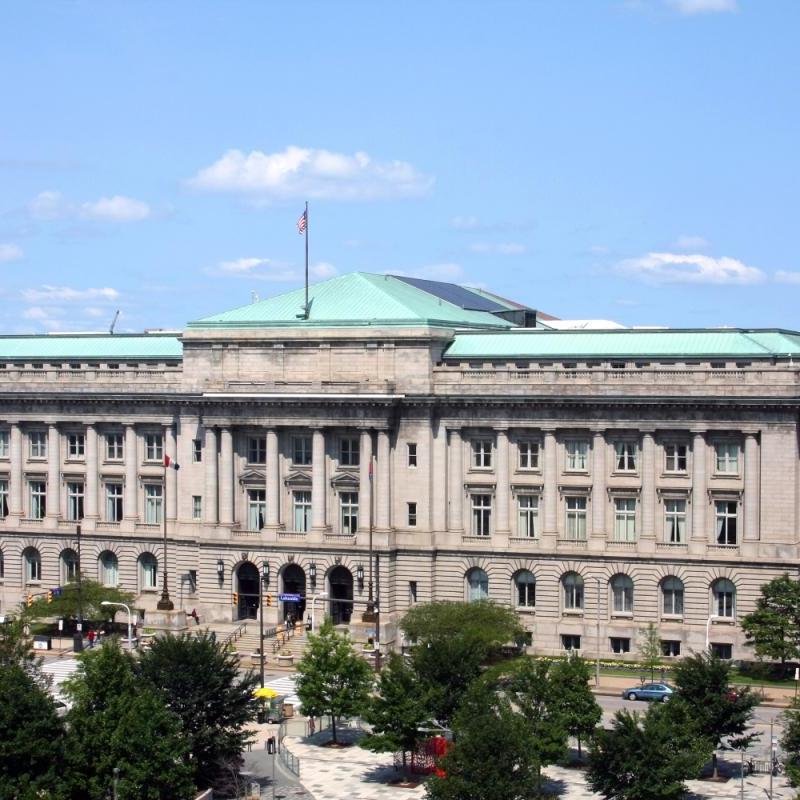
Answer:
top-left (189, 272), bottom-right (514, 330)
top-left (0, 334), bottom-right (182, 361)
top-left (445, 329), bottom-right (800, 360)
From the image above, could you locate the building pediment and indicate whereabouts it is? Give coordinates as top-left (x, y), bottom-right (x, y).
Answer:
top-left (331, 471), bottom-right (360, 489)
top-left (284, 470), bottom-right (312, 488)
top-left (238, 468), bottom-right (266, 485)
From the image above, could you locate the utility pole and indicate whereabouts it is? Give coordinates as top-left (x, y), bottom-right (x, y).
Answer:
top-left (76, 524), bottom-right (83, 629)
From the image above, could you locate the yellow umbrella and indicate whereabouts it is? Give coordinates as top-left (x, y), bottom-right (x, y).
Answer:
top-left (252, 687), bottom-right (279, 699)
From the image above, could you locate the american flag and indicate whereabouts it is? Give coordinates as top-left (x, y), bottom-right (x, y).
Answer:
top-left (297, 209), bottom-right (307, 235)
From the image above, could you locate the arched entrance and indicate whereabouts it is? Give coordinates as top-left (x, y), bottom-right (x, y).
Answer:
top-left (236, 561), bottom-right (260, 620)
top-left (328, 566), bottom-right (353, 625)
top-left (281, 564), bottom-right (307, 623)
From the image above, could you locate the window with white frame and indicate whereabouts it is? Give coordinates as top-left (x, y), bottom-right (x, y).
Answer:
top-left (614, 441), bottom-right (637, 472)
top-left (471, 439), bottom-right (492, 469)
top-left (562, 634), bottom-right (581, 651)
top-left (562, 572), bottom-right (584, 610)
top-left (340, 492), bottom-right (359, 534)
top-left (139, 553), bottom-right (158, 590)
top-left (105, 483), bottom-right (123, 522)
top-left (247, 489), bottom-right (266, 530)
top-left (144, 433), bottom-right (163, 462)
top-left (67, 481), bottom-right (84, 521)
top-left (664, 499), bottom-right (687, 543)
top-left (67, 433), bottom-right (85, 459)
top-left (144, 484), bottom-right (163, 524)
top-left (610, 637), bottom-right (631, 654)
top-left (517, 494), bottom-right (539, 538)
top-left (106, 432), bottom-right (124, 460)
top-left (0, 430), bottom-right (8, 458)
top-left (29, 480), bottom-right (46, 519)
top-left (24, 547), bottom-right (41, 582)
top-left (192, 439), bottom-right (202, 463)
top-left (60, 548), bottom-right (78, 584)
top-left (292, 436), bottom-right (312, 465)
top-left (713, 578), bottom-right (736, 618)
top-left (661, 640), bottom-right (681, 657)
top-left (29, 431), bottom-right (47, 459)
top-left (664, 443), bottom-right (687, 472)
top-left (613, 498), bottom-right (636, 541)
top-left (711, 642), bottom-right (733, 660)
top-left (98, 551), bottom-right (118, 587)
top-left (293, 490), bottom-right (311, 532)
top-left (565, 440), bottom-right (589, 471)
top-left (518, 441), bottom-right (540, 470)
top-left (192, 495), bottom-right (202, 520)
top-left (407, 502), bottom-right (417, 527)
top-left (565, 496), bottom-right (587, 540)
top-left (248, 436), bottom-right (266, 464)
top-left (0, 479), bottom-right (7, 518)
top-left (466, 567), bottom-right (489, 602)
top-left (514, 570), bottom-right (536, 608)
top-left (715, 500), bottom-right (738, 545)
top-left (715, 442), bottom-right (739, 474)
top-left (662, 576), bottom-right (684, 615)
top-left (611, 574), bottom-right (634, 613)
top-left (340, 437), bottom-right (360, 467)
top-left (407, 443), bottom-right (418, 467)
top-left (471, 494), bottom-right (492, 536)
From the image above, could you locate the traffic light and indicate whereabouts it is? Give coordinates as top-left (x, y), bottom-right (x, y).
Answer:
top-left (26, 594), bottom-right (33, 608)
top-left (232, 592), bottom-right (239, 605)
top-left (47, 590), bottom-right (53, 604)
top-left (266, 594), bottom-right (273, 607)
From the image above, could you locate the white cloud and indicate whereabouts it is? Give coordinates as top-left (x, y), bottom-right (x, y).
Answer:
top-left (667, 0), bottom-right (736, 14)
top-left (22, 285), bottom-right (120, 303)
top-left (451, 215), bottom-right (481, 231)
top-left (29, 190), bottom-right (67, 220)
top-left (775, 271), bottom-right (800, 285)
top-left (188, 146), bottom-right (433, 200)
top-left (0, 243), bottom-right (23, 262)
top-left (84, 307), bottom-right (106, 318)
top-left (310, 262), bottom-right (338, 279)
top-left (23, 306), bottom-right (51, 320)
top-left (79, 195), bottom-right (151, 222)
top-left (469, 242), bottom-right (527, 255)
top-left (673, 234), bottom-right (709, 250)
top-left (219, 257), bottom-right (273, 274)
top-left (393, 263), bottom-right (465, 282)
top-left (589, 245), bottom-right (610, 254)
top-left (616, 252), bottom-right (764, 285)
top-left (215, 257), bottom-right (337, 283)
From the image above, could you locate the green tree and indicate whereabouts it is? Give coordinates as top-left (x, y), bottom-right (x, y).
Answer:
top-left (781, 697), bottom-right (800, 787)
top-left (401, 600), bottom-right (524, 727)
top-left (360, 652), bottom-right (430, 767)
top-left (551, 654), bottom-right (602, 758)
top-left (0, 617), bottom-right (43, 683)
top-left (295, 619), bottom-right (373, 743)
top-left (0, 664), bottom-right (66, 800)
top-left (62, 641), bottom-right (195, 800)
top-left (637, 622), bottom-right (663, 681)
top-left (136, 632), bottom-right (258, 793)
top-left (669, 650), bottom-right (759, 778)
top-left (742, 574), bottom-right (800, 670)
top-left (587, 704), bottom-right (711, 800)
top-left (22, 577), bottom-right (135, 626)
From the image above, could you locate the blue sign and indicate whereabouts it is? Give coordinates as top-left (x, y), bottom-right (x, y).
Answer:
top-left (279, 593), bottom-right (302, 602)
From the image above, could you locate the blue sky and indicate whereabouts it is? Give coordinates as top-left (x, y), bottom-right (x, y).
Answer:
top-left (1, 0), bottom-right (798, 333)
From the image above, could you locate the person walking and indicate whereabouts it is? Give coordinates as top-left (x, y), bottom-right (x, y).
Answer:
top-left (87, 629), bottom-right (96, 649)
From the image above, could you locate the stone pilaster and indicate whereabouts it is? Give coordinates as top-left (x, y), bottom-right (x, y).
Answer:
top-left (447, 428), bottom-right (463, 532)
top-left (166, 425), bottom-right (178, 522)
top-left (204, 426), bottom-right (218, 524)
top-left (376, 429), bottom-right (391, 530)
top-left (639, 432), bottom-right (656, 553)
top-left (432, 419), bottom-right (448, 532)
top-left (219, 427), bottom-right (234, 525)
top-left (45, 424), bottom-right (60, 527)
top-left (124, 424), bottom-right (138, 527)
top-left (744, 433), bottom-right (760, 541)
top-left (85, 424), bottom-right (99, 521)
top-left (358, 429), bottom-right (373, 532)
top-left (690, 431), bottom-right (707, 554)
top-left (495, 429), bottom-right (510, 536)
top-left (9, 423), bottom-right (22, 518)
top-left (311, 428), bottom-right (326, 531)
top-left (589, 430), bottom-right (606, 550)
top-left (266, 428), bottom-right (280, 527)
top-left (542, 430), bottom-right (558, 545)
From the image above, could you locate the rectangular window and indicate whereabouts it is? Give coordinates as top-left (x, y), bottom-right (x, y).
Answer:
top-left (715, 500), bottom-right (738, 545)
top-left (664, 499), bottom-right (687, 543)
top-left (29, 481), bottom-right (46, 519)
top-left (561, 634), bottom-right (581, 651)
top-left (711, 643), bottom-right (733, 660)
top-left (145, 433), bottom-right (163, 462)
top-left (29, 431), bottom-right (47, 459)
top-left (106, 433), bottom-right (124, 460)
top-left (610, 637), bottom-right (631, 654)
top-left (248, 436), bottom-right (266, 464)
top-left (518, 441), bottom-right (540, 470)
top-left (340, 437), bottom-right (360, 467)
top-left (247, 489), bottom-right (266, 530)
top-left (293, 436), bottom-right (312, 466)
top-left (409, 581), bottom-right (418, 604)
top-left (192, 439), bottom-right (202, 463)
top-left (106, 483), bottom-right (123, 522)
top-left (188, 569), bottom-right (198, 593)
top-left (517, 495), bottom-right (539, 538)
top-left (293, 491), bottom-right (311, 532)
top-left (407, 502), bottom-right (417, 527)
top-left (67, 481), bottom-right (85, 521)
top-left (613, 498), bottom-right (636, 542)
top-left (471, 494), bottom-right (492, 536)
top-left (661, 640), bottom-right (681, 657)
top-left (67, 433), bottom-right (85, 459)
top-left (0, 430), bottom-right (8, 458)
top-left (192, 496), bottom-right (202, 520)
top-left (565, 497), bottom-right (587, 540)
top-left (715, 442), bottom-right (739, 474)
top-left (664, 444), bottom-right (687, 472)
top-left (471, 439), bottom-right (493, 469)
top-left (614, 442), bottom-right (637, 472)
top-left (340, 492), bottom-right (359, 534)
top-left (0, 479), bottom-right (8, 518)
top-left (144, 484), bottom-right (163, 524)
top-left (565, 440), bottom-right (589, 471)
top-left (407, 443), bottom-right (418, 467)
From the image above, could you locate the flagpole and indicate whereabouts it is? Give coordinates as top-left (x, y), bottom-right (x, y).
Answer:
top-left (304, 201), bottom-right (309, 318)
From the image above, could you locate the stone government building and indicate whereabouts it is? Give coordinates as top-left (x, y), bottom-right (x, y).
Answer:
top-left (1, 271), bottom-right (798, 659)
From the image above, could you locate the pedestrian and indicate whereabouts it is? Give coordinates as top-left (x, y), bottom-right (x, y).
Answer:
top-left (190, 608), bottom-right (200, 625)
top-left (210, 631), bottom-right (216, 644)
top-left (87, 629), bottom-right (96, 649)
top-left (309, 717), bottom-right (316, 735)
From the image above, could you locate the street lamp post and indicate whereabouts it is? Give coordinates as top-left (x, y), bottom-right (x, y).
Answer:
top-left (100, 601), bottom-right (133, 649)
top-left (259, 560), bottom-right (269, 688)
top-left (310, 592), bottom-right (329, 633)
top-left (596, 577), bottom-right (601, 687)
top-left (76, 523), bottom-right (83, 633)
top-left (157, 461), bottom-right (174, 610)
top-left (362, 451), bottom-right (377, 623)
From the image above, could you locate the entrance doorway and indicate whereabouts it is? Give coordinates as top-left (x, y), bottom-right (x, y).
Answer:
top-left (281, 564), bottom-right (307, 623)
top-left (328, 566), bottom-right (353, 625)
top-left (236, 561), bottom-right (260, 620)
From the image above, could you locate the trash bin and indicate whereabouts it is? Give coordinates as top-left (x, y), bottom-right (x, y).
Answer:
top-left (73, 634), bottom-right (83, 652)
top-left (267, 736), bottom-right (276, 754)
top-left (32, 635), bottom-right (51, 651)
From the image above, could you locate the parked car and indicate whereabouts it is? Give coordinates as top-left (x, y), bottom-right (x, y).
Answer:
top-left (622, 683), bottom-right (674, 702)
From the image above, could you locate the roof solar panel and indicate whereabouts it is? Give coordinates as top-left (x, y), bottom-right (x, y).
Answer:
top-left (391, 275), bottom-right (506, 312)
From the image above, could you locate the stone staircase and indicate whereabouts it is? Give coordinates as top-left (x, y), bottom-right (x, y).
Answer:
top-left (199, 620), bottom-right (310, 670)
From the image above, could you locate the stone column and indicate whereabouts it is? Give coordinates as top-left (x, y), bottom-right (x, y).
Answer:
top-left (432, 419), bottom-right (448, 532)
top-left (311, 428), bottom-right (326, 530)
top-left (590, 431), bottom-right (606, 548)
top-left (447, 428), bottom-right (463, 532)
top-left (744, 433), bottom-right (760, 541)
top-left (124, 424), bottom-right (138, 523)
top-left (204, 427), bottom-right (218, 524)
top-left (219, 427), bottom-right (234, 525)
top-left (358, 429), bottom-right (373, 532)
top-left (495, 429), bottom-right (510, 534)
top-left (85, 424), bottom-right (99, 519)
top-left (376, 429), bottom-right (391, 530)
top-left (543, 431), bottom-right (558, 537)
top-left (45, 424), bottom-right (60, 526)
top-left (9, 423), bottom-right (22, 517)
top-left (640, 432), bottom-right (656, 543)
top-left (165, 425), bottom-right (178, 521)
top-left (266, 428), bottom-right (280, 527)
top-left (690, 431), bottom-right (707, 553)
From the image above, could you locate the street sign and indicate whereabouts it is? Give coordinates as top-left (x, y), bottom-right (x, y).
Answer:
top-left (278, 593), bottom-right (302, 602)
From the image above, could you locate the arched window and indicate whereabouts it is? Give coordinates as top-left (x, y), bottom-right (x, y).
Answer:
top-left (139, 553), bottom-right (158, 591)
top-left (610, 574), bottom-right (634, 614)
top-left (514, 570), bottom-right (536, 608)
top-left (712, 578), bottom-right (735, 618)
top-left (466, 568), bottom-right (489, 602)
top-left (662, 576), bottom-right (684, 616)
top-left (60, 549), bottom-right (79, 585)
top-left (98, 551), bottom-right (119, 587)
top-left (562, 572), bottom-right (584, 610)
top-left (23, 547), bottom-right (41, 583)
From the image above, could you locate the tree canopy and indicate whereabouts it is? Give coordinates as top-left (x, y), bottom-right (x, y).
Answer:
top-left (637, 622), bottom-right (663, 682)
top-left (742, 574), bottom-right (800, 668)
top-left (22, 577), bottom-right (135, 625)
top-left (550, 655), bottom-right (602, 758)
